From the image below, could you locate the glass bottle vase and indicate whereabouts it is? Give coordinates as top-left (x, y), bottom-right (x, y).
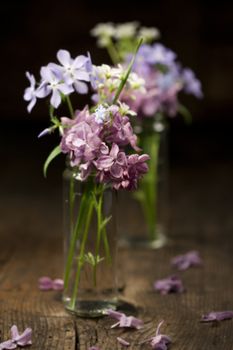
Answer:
top-left (62, 170), bottom-right (118, 317)
top-left (119, 117), bottom-right (169, 248)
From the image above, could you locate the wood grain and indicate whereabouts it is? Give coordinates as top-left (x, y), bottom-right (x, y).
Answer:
top-left (0, 159), bottom-right (233, 349)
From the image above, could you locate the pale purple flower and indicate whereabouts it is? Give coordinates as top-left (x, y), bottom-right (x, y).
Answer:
top-left (106, 309), bottom-right (143, 329)
top-left (105, 109), bottom-right (139, 151)
top-left (37, 66), bottom-right (74, 108)
top-left (182, 68), bottom-right (203, 98)
top-left (49, 49), bottom-right (90, 94)
top-left (141, 321), bottom-right (171, 350)
top-left (23, 72), bottom-right (38, 113)
top-left (117, 337), bottom-right (130, 347)
top-left (11, 325), bottom-right (32, 347)
top-left (61, 108), bottom-right (102, 167)
top-left (171, 250), bottom-right (202, 271)
top-left (38, 276), bottom-right (64, 291)
top-left (154, 275), bottom-right (185, 294)
top-left (201, 311), bottom-right (233, 322)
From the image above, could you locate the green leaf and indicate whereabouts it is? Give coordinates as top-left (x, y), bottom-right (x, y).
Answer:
top-left (178, 104), bottom-right (193, 124)
top-left (100, 215), bottom-right (112, 231)
top-left (112, 37), bottom-right (143, 105)
top-left (43, 145), bottom-right (61, 177)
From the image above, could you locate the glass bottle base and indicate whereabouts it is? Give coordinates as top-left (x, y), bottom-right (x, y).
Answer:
top-left (63, 297), bottom-right (118, 317)
top-left (119, 230), bottom-right (167, 249)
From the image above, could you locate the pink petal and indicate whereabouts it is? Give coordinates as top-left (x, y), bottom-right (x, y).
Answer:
top-left (10, 325), bottom-right (19, 341)
top-left (0, 340), bottom-right (17, 350)
top-left (52, 279), bottom-right (64, 291)
top-left (11, 326), bottom-right (32, 346)
top-left (38, 276), bottom-right (53, 290)
top-left (117, 337), bottom-right (130, 347)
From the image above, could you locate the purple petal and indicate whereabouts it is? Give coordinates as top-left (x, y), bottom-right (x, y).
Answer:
top-left (117, 337), bottom-right (130, 347)
top-left (50, 89), bottom-right (61, 108)
top-left (57, 49), bottom-right (71, 66)
top-left (106, 309), bottom-right (123, 320)
top-left (110, 163), bottom-right (123, 178)
top-left (171, 250), bottom-right (202, 271)
top-left (15, 329), bottom-right (32, 347)
top-left (40, 66), bottom-right (54, 83)
top-left (74, 81), bottom-right (88, 94)
top-left (52, 279), bottom-right (64, 291)
top-left (38, 128), bottom-right (50, 138)
top-left (58, 83), bottom-right (74, 95)
top-left (154, 275), bottom-right (184, 294)
top-left (0, 340), bottom-right (17, 350)
top-left (109, 143), bottom-right (119, 159)
top-left (11, 325), bottom-right (32, 346)
top-left (38, 276), bottom-right (53, 290)
top-left (201, 311), bottom-right (233, 322)
top-left (73, 55), bottom-right (89, 69)
top-left (25, 71), bottom-right (35, 87)
top-left (75, 70), bottom-right (90, 82)
top-left (27, 97), bottom-right (37, 113)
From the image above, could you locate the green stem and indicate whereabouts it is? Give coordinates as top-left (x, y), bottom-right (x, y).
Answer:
top-left (64, 191), bottom-right (87, 289)
top-left (69, 197), bottom-right (94, 310)
top-left (106, 39), bottom-right (120, 65)
top-left (112, 37), bottom-right (143, 105)
top-left (69, 175), bottom-right (75, 232)
top-left (66, 96), bottom-right (74, 117)
top-left (102, 227), bottom-right (111, 264)
top-left (93, 189), bottom-right (103, 286)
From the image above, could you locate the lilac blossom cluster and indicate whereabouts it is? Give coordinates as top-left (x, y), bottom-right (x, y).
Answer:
top-left (23, 48), bottom-right (150, 189)
top-left (60, 104), bottom-right (149, 189)
top-left (123, 43), bottom-right (203, 118)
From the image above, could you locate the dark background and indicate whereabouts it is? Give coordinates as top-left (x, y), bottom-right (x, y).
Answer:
top-left (1, 0), bottom-right (233, 238)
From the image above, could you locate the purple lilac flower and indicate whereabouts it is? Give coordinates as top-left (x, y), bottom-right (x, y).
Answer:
top-left (38, 276), bottom-right (64, 291)
top-left (141, 321), bottom-right (171, 350)
top-left (61, 108), bottom-right (102, 167)
top-left (201, 311), bottom-right (233, 322)
top-left (171, 250), bottom-right (202, 271)
top-left (105, 108), bottom-right (139, 151)
top-left (0, 340), bottom-right (16, 350)
top-left (154, 275), bottom-right (185, 294)
top-left (106, 309), bottom-right (143, 329)
top-left (95, 147), bottom-right (149, 190)
top-left (23, 72), bottom-right (38, 113)
top-left (182, 68), bottom-right (203, 98)
top-left (49, 49), bottom-right (90, 94)
top-left (11, 326), bottom-right (32, 347)
top-left (117, 337), bottom-right (130, 347)
top-left (37, 66), bottom-right (74, 108)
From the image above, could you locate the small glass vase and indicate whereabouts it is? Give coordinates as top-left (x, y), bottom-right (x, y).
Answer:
top-left (62, 169), bottom-right (118, 317)
top-left (119, 116), bottom-right (169, 248)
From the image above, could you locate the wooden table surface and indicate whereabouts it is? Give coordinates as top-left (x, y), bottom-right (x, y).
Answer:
top-left (1, 136), bottom-right (233, 349)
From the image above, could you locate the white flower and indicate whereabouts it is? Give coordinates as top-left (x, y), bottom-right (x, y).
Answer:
top-left (114, 22), bottom-right (139, 39)
top-left (94, 105), bottom-right (109, 124)
top-left (139, 27), bottom-right (161, 42)
top-left (90, 23), bottom-right (115, 47)
top-left (118, 102), bottom-right (137, 117)
top-left (128, 72), bottom-right (146, 91)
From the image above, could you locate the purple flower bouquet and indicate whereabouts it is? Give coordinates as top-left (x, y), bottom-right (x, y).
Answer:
top-left (23, 43), bottom-right (150, 316)
top-left (92, 22), bottom-right (203, 247)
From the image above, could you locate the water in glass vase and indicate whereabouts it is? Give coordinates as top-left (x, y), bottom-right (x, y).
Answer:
top-left (119, 116), bottom-right (169, 248)
top-left (63, 170), bottom-right (118, 317)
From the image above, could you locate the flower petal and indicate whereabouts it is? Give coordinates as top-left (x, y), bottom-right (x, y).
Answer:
top-left (74, 81), bottom-right (88, 94)
top-left (201, 311), bottom-right (233, 322)
top-left (50, 90), bottom-right (61, 108)
top-left (117, 337), bottom-right (130, 347)
top-left (38, 276), bottom-right (53, 290)
top-left (0, 340), bottom-right (17, 350)
top-left (73, 55), bottom-right (89, 69)
top-left (52, 279), bottom-right (64, 291)
top-left (57, 49), bottom-right (71, 66)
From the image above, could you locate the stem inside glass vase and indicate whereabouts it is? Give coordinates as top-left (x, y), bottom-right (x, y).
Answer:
top-left (63, 170), bottom-right (117, 317)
